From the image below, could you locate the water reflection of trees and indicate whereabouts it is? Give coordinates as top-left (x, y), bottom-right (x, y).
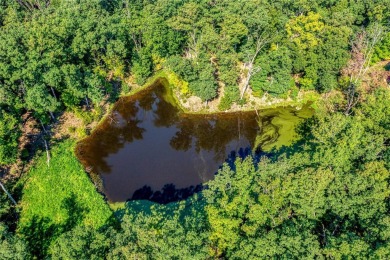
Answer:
top-left (131, 184), bottom-right (203, 204)
top-left (77, 83), bottom-right (260, 176)
top-left (153, 96), bottom-right (179, 128)
top-left (76, 101), bottom-right (145, 174)
top-left (170, 115), bottom-right (259, 162)
top-left (149, 86), bottom-right (260, 162)
top-left (75, 82), bottom-right (315, 203)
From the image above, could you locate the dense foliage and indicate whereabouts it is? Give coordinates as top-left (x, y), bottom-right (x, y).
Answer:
top-left (0, 0), bottom-right (389, 259)
top-left (0, 191), bottom-right (29, 259)
top-left (1, 0), bottom-right (389, 166)
top-left (3, 87), bottom-right (387, 259)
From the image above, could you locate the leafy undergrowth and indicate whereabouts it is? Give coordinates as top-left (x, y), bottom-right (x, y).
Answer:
top-left (17, 140), bottom-right (112, 257)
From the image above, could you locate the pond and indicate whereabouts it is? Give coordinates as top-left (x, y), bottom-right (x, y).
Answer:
top-left (76, 79), bottom-right (313, 203)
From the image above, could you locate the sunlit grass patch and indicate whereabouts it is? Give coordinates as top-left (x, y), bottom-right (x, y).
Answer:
top-left (17, 140), bottom-right (112, 255)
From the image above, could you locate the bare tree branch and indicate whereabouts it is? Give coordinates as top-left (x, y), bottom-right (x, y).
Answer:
top-left (343, 23), bottom-right (386, 115)
top-left (240, 30), bottom-right (273, 99)
top-left (15, 0), bottom-right (50, 11)
top-left (0, 181), bottom-right (17, 205)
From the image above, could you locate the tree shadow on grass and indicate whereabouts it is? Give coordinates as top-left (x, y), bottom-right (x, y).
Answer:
top-left (61, 193), bottom-right (89, 232)
top-left (19, 216), bottom-right (58, 259)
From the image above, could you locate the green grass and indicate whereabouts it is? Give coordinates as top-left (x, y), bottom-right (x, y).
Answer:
top-left (17, 140), bottom-right (112, 255)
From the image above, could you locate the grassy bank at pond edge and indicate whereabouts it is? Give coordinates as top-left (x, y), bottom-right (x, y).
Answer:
top-left (17, 140), bottom-right (112, 252)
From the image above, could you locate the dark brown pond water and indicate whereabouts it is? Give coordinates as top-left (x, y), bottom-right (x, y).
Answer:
top-left (76, 79), bottom-right (313, 203)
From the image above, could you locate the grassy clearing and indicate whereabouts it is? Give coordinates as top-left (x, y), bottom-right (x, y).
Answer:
top-left (17, 140), bottom-right (112, 254)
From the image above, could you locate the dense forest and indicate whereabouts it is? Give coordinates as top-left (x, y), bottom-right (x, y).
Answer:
top-left (0, 0), bottom-right (389, 259)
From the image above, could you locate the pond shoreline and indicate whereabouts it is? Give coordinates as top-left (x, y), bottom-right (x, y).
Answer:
top-left (75, 79), bottom-right (314, 203)
top-left (123, 70), bottom-right (320, 115)
top-left (78, 72), bottom-right (317, 158)
top-left (81, 71), bottom-right (318, 151)
top-left (70, 71), bottom-right (317, 205)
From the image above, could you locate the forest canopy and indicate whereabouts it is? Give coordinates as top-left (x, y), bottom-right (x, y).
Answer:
top-left (0, 0), bottom-right (389, 259)
top-left (2, 87), bottom-right (388, 259)
top-left (0, 0), bottom-right (389, 164)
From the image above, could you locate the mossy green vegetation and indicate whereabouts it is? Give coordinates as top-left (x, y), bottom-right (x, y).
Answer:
top-left (255, 104), bottom-right (314, 151)
top-left (17, 140), bottom-right (112, 256)
top-left (19, 140), bottom-right (111, 229)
